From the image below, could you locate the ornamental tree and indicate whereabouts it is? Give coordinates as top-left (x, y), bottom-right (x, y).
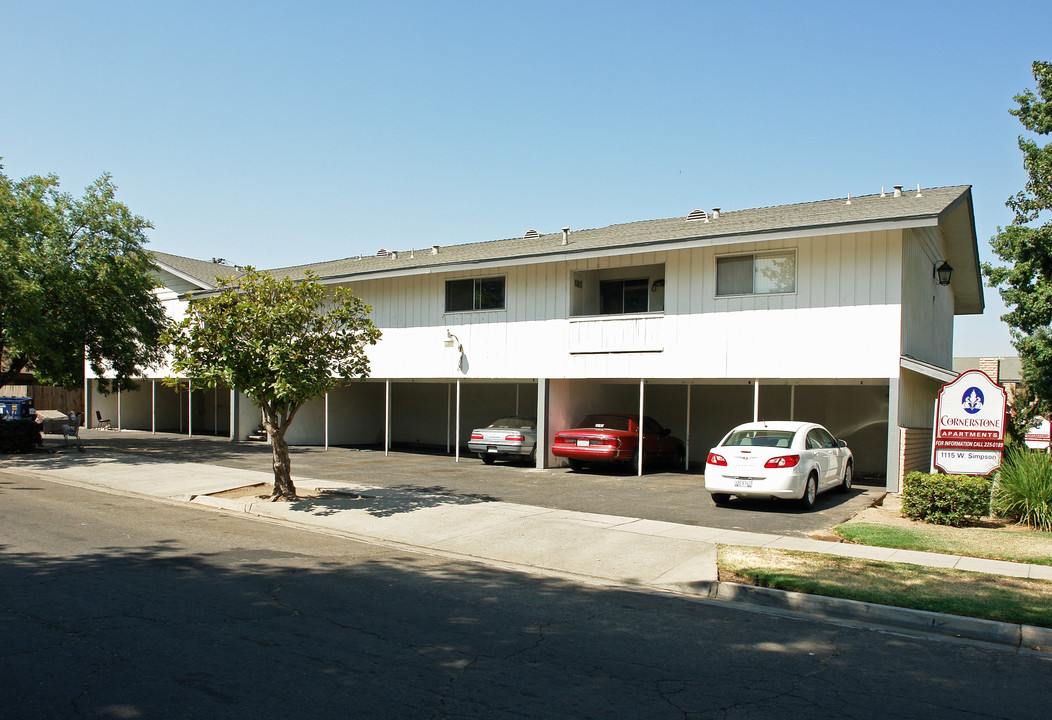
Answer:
top-left (983, 61), bottom-right (1052, 421)
top-left (165, 268), bottom-right (381, 499)
top-left (0, 163), bottom-right (168, 390)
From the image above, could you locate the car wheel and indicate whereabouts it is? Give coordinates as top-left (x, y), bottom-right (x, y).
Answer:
top-left (798, 473), bottom-right (818, 510)
top-left (839, 462), bottom-right (853, 493)
top-left (628, 448), bottom-right (641, 473)
top-left (527, 448), bottom-right (536, 465)
top-left (568, 459), bottom-right (585, 472)
top-left (481, 454), bottom-right (496, 465)
top-left (711, 492), bottom-right (731, 506)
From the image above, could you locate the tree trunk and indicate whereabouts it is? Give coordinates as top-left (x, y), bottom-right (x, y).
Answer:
top-left (269, 427), bottom-right (297, 500)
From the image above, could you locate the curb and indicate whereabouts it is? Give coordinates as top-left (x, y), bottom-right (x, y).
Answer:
top-left (711, 582), bottom-right (1052, 653)
top-left (188, 492), bottom-right (1052, 654)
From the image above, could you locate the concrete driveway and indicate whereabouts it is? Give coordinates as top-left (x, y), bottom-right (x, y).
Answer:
top-left (51, 431), bottom-right (882, 538)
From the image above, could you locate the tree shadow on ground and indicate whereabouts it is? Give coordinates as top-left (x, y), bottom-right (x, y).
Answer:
top-left (4, 515), bottom-right (1042, 720)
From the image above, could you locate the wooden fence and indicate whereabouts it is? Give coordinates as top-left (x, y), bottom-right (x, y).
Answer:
top-left (0, 384), bottom-right (83, 414)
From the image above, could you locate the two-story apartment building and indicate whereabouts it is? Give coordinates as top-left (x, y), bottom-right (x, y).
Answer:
top-left (87, 185), bottom-right (982, 491)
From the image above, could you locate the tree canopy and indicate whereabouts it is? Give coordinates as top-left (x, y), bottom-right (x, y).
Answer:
top-left (983, 61), bottom-right (1052, 441)
top-left (165, 268), bottom-right (381, 499)
top-left (0, 163), bottom-right (168, 391)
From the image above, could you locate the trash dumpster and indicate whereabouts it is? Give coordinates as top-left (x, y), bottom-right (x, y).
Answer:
top-left (0, 397), bottom-right (36, 421)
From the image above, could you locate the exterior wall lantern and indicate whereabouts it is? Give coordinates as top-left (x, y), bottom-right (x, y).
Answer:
top-left (444, 330), bottom-right (462, 351)
top-left (934, 260), bottom-right (953, 287)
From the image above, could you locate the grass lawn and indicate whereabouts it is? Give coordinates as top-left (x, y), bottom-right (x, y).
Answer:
top-left (718, 546), bottom-right (1052, 628)
top-left (833, 521), bottom-right (1052, 566)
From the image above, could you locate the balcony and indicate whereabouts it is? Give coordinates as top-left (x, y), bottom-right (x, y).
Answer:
top-left (568, 313), bottom-right (664, 354)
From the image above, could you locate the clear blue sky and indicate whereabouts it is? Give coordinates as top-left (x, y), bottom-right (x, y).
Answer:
top-left (3, 1), bottom-right (1049, 356)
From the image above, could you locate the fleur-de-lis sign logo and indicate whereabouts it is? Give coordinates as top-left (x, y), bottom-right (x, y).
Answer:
top-left (962, 387), bottom-right (984, 414)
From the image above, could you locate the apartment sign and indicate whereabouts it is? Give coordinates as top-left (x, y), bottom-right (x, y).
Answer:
top-left (933, 370), bottom-right (1007, 475)
top-left (1025, 417), bottom-right (1051, 451)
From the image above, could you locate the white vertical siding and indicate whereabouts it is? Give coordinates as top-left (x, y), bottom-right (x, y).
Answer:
top-left (901, 227), bottom-right (954, 368)
top-left (337, 228), bottom-right (909, 381)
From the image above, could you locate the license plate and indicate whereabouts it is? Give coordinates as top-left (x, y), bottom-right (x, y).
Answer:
top-left (487, 447), bottom-right (498, 454)
top-left (734, 479), bottom-right (753, 488)
top-left (576, 439), bottom-right (590, 447)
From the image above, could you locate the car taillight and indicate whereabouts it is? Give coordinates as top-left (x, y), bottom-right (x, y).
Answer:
top-left (470, 433), bottom-right (484, 440)
top-left (505, 434), bottom-right (524, 442)
top-left (707, 452), bottom-right (727, 466)
top-left (764, 454), bottom-right (800, 468)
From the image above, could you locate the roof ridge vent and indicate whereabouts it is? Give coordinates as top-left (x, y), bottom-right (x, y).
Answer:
top-left (893, 185), bottom-right (903, 198)
top-left (686, 209), bottom-right (708, 222)
top-left (711, 207), bottom-right (720, 219)
top-left (431, 245), bottom-right (439, 255)
top-left (376, 248), bottom-right (389, 257)
top-left (524, 229), bottom-right (540, 239)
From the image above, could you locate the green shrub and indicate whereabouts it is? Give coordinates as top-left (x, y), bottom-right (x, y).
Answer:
top-left (993, 446), bottom-right (1052, 531)
top-left (0, 419), bottom-right (43, 453)
top-left (901, 471), bottom-right (991, 526)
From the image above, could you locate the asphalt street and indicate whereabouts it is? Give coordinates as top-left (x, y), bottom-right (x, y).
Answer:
top-left (3, 471), bottom-right (1050, 719)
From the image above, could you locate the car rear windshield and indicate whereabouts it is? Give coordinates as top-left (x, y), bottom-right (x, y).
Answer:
top-left (723, 430), bottom-right (795, 448)
top-left (489, 417), bottom-right (536, 429)
top-left (576, 415), bottom-right (633, 431)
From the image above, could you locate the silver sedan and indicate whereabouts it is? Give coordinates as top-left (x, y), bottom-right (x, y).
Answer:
top-left (469, 416), bottom-right (537, 465)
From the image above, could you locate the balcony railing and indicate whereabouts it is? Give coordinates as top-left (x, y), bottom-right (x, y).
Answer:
top-left (568, 313), bottom-right (664, 354)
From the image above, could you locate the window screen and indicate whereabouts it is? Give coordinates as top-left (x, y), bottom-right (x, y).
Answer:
top-left (716, 251), bottom-right (795, 296)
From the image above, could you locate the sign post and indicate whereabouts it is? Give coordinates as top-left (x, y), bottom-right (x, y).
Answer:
top-left (932, 370), bottom-right (1007, 476)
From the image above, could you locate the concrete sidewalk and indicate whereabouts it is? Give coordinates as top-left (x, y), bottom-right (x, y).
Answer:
top-left (10, 451), bottom-right (1052, 652)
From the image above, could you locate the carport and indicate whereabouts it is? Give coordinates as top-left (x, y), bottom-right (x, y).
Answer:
top-left (283, 379), bottom-right (538, 460)
top-left (539, 378), bottom-right (890, 479)
top-left (86, 378), bottom-right (234, 437)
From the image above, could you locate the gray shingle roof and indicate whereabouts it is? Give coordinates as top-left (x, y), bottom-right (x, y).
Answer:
top-left (265, 185), bottom-right (972, 282)
top-left (150, 251), bottom-right (246, 289)
top-left (953, 356), bottom-right (1023, 383)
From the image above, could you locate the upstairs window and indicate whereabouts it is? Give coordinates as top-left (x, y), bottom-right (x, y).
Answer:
top-left (716, 250), bottom-right (796, 296)
top-left (599, 278), bottom-right (650, 314)
top-left (445, 276), bottom-right (506, 312)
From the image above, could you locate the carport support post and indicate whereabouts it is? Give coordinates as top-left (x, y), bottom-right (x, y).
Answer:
top-left (384, 380), bottom-right (391, 457)
top-left (446, 383), bottom-right (451, 454)
top-left (455, 380), bottom-right (461, 462)
top-left (536, 378), bottom-right (548, 469)
top-left (324, 391), bottom-right (329, 451)
top-left (188, 380), bottom-right (193, 438)
top-left (886, 376), bottom-right (902, 493)
top-left (117, 388), bottom-right (122, 431)
top-left (151, 380), bottom-right (156, 434)
top-left (229, 389), bottom-right (239, 442)
top-left (685, 384), bottom-right (691, 471)
top-left (790, 384), bottom-right (796, 421)
top-left (638, 379), bottom-right (644, 477)
top-left (753, 380), bottom-right (760, 422)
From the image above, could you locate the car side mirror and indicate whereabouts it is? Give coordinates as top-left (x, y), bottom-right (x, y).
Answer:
top-left (837, 439), bottom-right (847, 448)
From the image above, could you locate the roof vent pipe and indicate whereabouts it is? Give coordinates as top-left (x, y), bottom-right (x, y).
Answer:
top-left (881, 186), bottom-right (886, 198)
top-left (893, 185), bottom-right (903, 198)
top-left (916, 183), bottom-right (923, 198)
top-left (561, 227), bottom-right (569, 245)
top-left (711, 208), bottom-right (720, 219)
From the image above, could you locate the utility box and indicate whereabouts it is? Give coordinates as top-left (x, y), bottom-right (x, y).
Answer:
top-left (0, 397), bottom-right (36, 421)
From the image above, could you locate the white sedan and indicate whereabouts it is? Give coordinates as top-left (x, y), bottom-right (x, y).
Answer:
top-left (704, 421), bottom-right (853, 509)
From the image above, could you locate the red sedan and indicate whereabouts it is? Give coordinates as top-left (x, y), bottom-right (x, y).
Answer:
top-left (552, 413), bottom-right (685, 471)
